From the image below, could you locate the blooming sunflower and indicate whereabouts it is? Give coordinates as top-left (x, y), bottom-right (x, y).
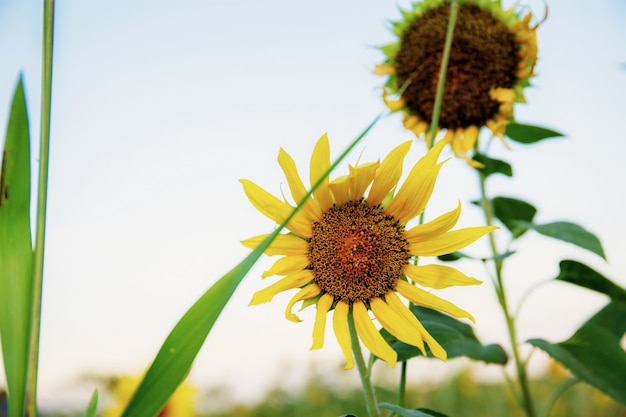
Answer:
top-left (375, 0), bottom-right (540, 166)
top-left (103, 374), bottom-right (196, 417)
top-left (240, 134), bottom-right (496, 368)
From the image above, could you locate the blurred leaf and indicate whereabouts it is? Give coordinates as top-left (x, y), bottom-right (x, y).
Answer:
top-left (519, 221), bottom-right (606, 259)
top-left (473, 153), bottom-right (512, 178)
top-left (555, 260), bottom-right (626, 301)
top-left (382, 306), bottom-right (508, 364)
top-left (437, 252), bottom-right (464, 262)
top-left (437, 250), bottom-right (515, 263)
top-left (528, 300), bottom-right (626, 406)
top-left (0, 77), bottom-right (34, 417)
top-left (492, 197), bottom-right (537, 238)
top-left (379, 403), bottom-right (449, 417)
top-left (505, 122), bottom-right (564, 144)
top-left (83, 389), bottom-right (98, 417)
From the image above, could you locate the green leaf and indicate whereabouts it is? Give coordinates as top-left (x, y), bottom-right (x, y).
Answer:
top-left (505, 122), bottom-right (564, 144)
top-left (379, 403), bottom-right (449, 417)
top-left (520, 221), bottom-right (606, 259)
top-left (82, 389), bottom-right (98, 417)
top-left (473, 153), bottom-right (512, 178)
top-left (555, 260), bottom-right (626, 301)
top-left (528, 300), bottom-right (626, 406)
top-left (0, 77), bottom-right (34, 417)
top-left (382, 306), bottom-right (508, 365)
top-left (492, 197), bottom-right (537, 238)
top-left (120, 227), bottom-right (283, 417)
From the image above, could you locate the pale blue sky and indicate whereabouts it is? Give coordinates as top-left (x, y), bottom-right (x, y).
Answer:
top-left (1, 0), bottom-right (625, 411)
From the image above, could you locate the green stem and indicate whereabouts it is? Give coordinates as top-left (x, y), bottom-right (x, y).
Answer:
top-left (427, 0), bottom-right (458, 148)
top-left (397, 361), bottom-right (407, 409)
top-left (539, 377), bottom-right (579, 417)
top-left (478, 172), bottom-right (537, 417)
top-left (348, 310), bottom-right (380, 417)
top-left (393, 5), bottom-right (459, 409)
top-left (27, 0), bottom-right (55, 416)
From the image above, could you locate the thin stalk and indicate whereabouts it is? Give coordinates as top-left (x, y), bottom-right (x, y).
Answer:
top-left (478, 172), bottom-right (537, 417)
top-left (539, 377), bottom-right (579, 417)
top-left (27, 0), bottom-right (55, 416)
top-left (427, 0), bottom-right (458, 148)
top-left (395, 3), bottom-right (458, 406)
top-left (397, 361), bottom-right (407, 409)
top-left (348, 311), bottom-right (380, 417)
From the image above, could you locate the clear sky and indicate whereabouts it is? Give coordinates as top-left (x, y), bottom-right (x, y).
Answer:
top-left (1, 0), bottom-right (625, 412)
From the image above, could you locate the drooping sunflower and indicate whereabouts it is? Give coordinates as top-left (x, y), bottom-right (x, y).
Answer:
top-left (241, 134), bottom-right (496, 368)
top-left (375, 0), bottom-right (540, 166)
top-left (103, 374), bottom-right (197, 417)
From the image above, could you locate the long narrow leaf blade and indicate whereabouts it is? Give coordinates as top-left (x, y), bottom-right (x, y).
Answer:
top-left (0, 77), bottom-right (34, 417)
top-left (119, 115), bottom-right (381, 417)
top-left (119, 243), bottom-right (268, 417)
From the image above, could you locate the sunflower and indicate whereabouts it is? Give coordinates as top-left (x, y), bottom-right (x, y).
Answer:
top-left (376, 0), bottom-right (540, 166)
top-left (241, 134), bottom-right (496, 368)
top-left (103, 374), bottom-right (197, 417)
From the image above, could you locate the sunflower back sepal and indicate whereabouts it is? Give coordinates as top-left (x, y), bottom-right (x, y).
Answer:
top-left (380, 306), bottom-right (508, 364)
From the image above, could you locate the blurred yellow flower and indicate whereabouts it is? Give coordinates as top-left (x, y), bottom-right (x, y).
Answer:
top-left (103, 374), bottom-right (196, 417)
top-left (376, 0), bottom-right (540, 166)
top-left (241, 134), bottom-right (495, 368)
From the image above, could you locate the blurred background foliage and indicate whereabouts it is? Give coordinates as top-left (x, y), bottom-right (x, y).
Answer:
top-left (4, 362), bottom-right (623, 417)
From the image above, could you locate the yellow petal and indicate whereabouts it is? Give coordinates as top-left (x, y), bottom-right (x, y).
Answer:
top-left (396, 280), bottom-right (474, 322)
top-left (383, 91), bottom-right (406, 112)
top-left (409, 226), bottom-right (497, 257)
top-left (385, 139), bottom-right (446, 223)
top-left (261, 255), bottom-right (310, 278)
top-left (285, 284), bottom-right (321, 323)
top-left (349, 161), bottom-right (379, 201)
top-left (402, 115), bottom-right (419, 130)
top-left (368, 141), bottom-right (412, 206)
top-left (374, 63), bottom-right (396, 75)
top-left (329, 175), bottom-right (350, 206)
top-left (404, 202), bottom-right (461, 242)
top-left (278, 148), bottom-right (322, 221)
top-left (240, 179), bottom-right (312, 238)
top-left (249, 270), bottom-right (314, 305)
top-left (370, 297), bottom-right (425, 353)
top-left (310, 133), bottom-right (333, 211)
top-left (310, 293), bottom-right (333, 349)
top-left (461, 126), bottom-right (479, 152)
top-left (241, 233), bottom-right (309, 256)
top-left (404, 264), bottom-right (482, 289)
top-left (333, 301), bottom-right (354, 370)
top-left (412, 121), bottom-right (429, 136)
top-left (385, 292), bottom-right (447, 361)
top-left (442, 129), bottom-right (456, 144)
top-left (353, 300), bottom-right (397, 367)
top-left (490, 87), bottom-right (516, 103)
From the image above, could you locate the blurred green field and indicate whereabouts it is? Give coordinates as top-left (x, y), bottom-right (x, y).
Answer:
top-left (196, 368), bottom-right (625, 417)
top-left (5, 364), bottom-right (624, 417)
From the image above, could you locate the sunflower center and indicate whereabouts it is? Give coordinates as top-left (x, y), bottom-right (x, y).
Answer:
top-left (395, 3), bottom-right (520, 130)
top-left (308, 201), bottom-right (410, 304)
